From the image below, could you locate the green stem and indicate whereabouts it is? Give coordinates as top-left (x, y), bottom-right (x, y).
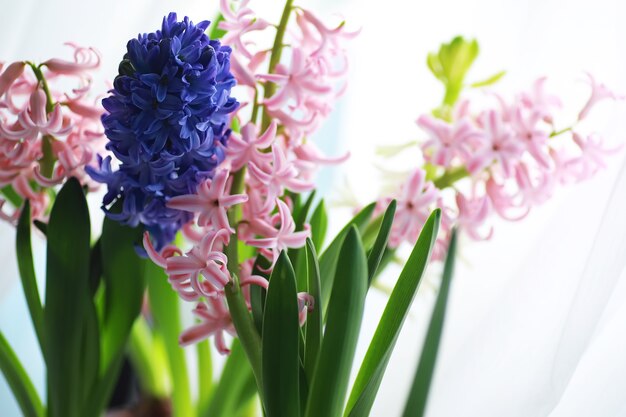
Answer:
top-left (261, 0), bottom-right (294, 130)
top-left (224, 277), bottom-right (264, 397)
top-left (550, 126), bottom-right (573, 138)
top-left (432, 166), bottom-right (469, 189)
top-left (27, 63), bottom-right (54, 114)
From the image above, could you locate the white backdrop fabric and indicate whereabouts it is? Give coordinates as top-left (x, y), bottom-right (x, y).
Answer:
top-left (1, 0), bottom-right (626, 416)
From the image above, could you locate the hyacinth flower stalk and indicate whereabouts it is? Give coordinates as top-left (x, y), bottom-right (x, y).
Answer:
top-left (370, 36), bottom-right (623, 263)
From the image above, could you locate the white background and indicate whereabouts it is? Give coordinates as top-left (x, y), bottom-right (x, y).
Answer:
top-left (1, 0), bottom-right (626, 416)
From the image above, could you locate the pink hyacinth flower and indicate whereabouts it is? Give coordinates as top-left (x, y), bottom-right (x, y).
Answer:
top-left (42, 43), bottom-right (101, 76)
top-left (258, 48), bottom-right (333, 111)
top-left (0, 62), bottom-right (25, 97)
top-left (0, 88), bottom-right (72, 142)
top-left (455, 192), bottom-right (493, 241)
top-left (510, 107), bottom-right (551, 168)
top-left (248, 144), bottom-right (314, 211)
top-left (227, 121), bottom-right (276, 171)
top-left (219, 0), bottom-right (271, 60)
top-left (179, 298), bottom-right (235, 354)
top-left (388, 169), bottom-right (438, 248)
top-left (519, 77), bottom-right (562, 124)
top-left (468, 110), bottom-right (524, 177)
top-left (578, 73), bottom-right (622, 121)
top-left (417, 114), bottom-right (481, 166)
top-left (485, 176), bottom-right (529, 221)
top-left (246, 199), bottom-right (310, 267)
top-left (168, 169), bottom-right (248, 232)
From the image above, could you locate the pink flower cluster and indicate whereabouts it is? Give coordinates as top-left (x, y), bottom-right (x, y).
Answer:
top-left (144, 1), bottom-right (355, 352)
top-left (380, 75), bottom-right (621, 257)
top-left (0, 43), bottom-right (104, 223)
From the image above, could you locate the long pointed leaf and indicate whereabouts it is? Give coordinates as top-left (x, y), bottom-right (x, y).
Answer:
top-left (15, 200), bottom-right (44, 350)
top-left (309, 199), bottom-right (328, 253)
top-left (403, 229), bottom-right (457, 417)
top-left (367, 200), bottom-right (397, 285)
top-left (99, 209), bottom-right (147, 371)
top-left (346, 209), bottom-right (441, 417)
top-left (146, 260), bottom-right (193, 417)
top-left (0, 331), bottom-right (43, 417)
top-left (262, 251), bottom-right (300, 417)
top-left (304, 239), bottom-right (322, 381)
top-left (304, 226), bottom-right (368, 417)
top-left (45, 178), bottom-right (91, 417)
top-left (319, 202), bottom-right (375, 316)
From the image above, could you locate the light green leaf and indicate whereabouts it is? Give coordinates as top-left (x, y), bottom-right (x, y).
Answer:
top-left (262, 252), bottom-right (300, 417)
top-left (304, 226), bottom-right (368, 417)
top-left (403, 229), bottom-right (457, 417)
top-left (204, 340), bottom-right (256, 417)
top-left (470, 70), bottom-right (506, 88)
top-left (0, 331), bottom-right (43, 417)
top-left (346, 210), bottom-right (441, 417)
top-left (146, 259), bottom-right (193, 417)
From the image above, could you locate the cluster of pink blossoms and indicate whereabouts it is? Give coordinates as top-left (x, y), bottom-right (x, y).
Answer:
top-left (0, 44), bottom-right (104, 222)
top-left (380, 75), bottom-right (622, 258)
top-left (144, 0), bottom-right (355, 353)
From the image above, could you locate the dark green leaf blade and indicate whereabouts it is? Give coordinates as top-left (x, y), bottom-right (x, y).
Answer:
top-left (309, 199), bottom-right (328, 253)
top-left (402, 229), bottom-right (457, 417)
top-left (262, 251), bottom-right (300, 417)
top-left (367, 200), bottom-right (397, 285)
top-left (346, 209), bottom-right (441, 417)
top-left (99, 210), bottom-right (147, 371)
top-left (304, 239), bottom-right (322, 382)
top-left (15, 200), bottom-right (44, 350)
top-left (304, 226), bottom-right (368, 417)
top-left (44, 177), bottom-right (91, 417)
top-left (0, 331), bottom-right (43, 417)
top-left (319, 202), bottom-right (375, 316)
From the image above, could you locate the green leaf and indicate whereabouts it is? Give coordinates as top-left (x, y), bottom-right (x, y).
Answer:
top-left (470, 70), bottom-right (506, 88)
top-left (262, 252), bottom-right (300, 417)
top-left (204, 340), bottom-right (256, 417)
top-left (0, 331), bottom-right (43, 417)
top-left (15, 201), bottom-right (44, 350)
top-left (295, 190), bottom-right (316, 231)
top-left (304, 239), bottom-right (322, 382)
top-left (345, 210), bottom-right (441, 417)
top-left (427, 36), bottom-right (479, 107)
top-left (403, 229), bottom-right (457, 417)
top-left (197, 339), bottom-right (213, 417)
top-left (99, 207), bottom-right (147, 371)
top-left (45, 177), bottom-right (91, 417)
top-left (367, 200), bottom-right (397, 285)
top-left (1, 185), bottom-right (23, 207)
top-left (127, 317), bottom-right (169, 397)
top-left (209, 13), bottom-right (227, 39)
top-left (309, 199), bottom-right (328, 253)
top-left (250, 255), bottom-right (271, 335)
top-left (319, 202), bottom-right (375, 316)
top-left (146, 260), bottom-right (193, 417)
top-left (304, 226), bottom-right (368, 417)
